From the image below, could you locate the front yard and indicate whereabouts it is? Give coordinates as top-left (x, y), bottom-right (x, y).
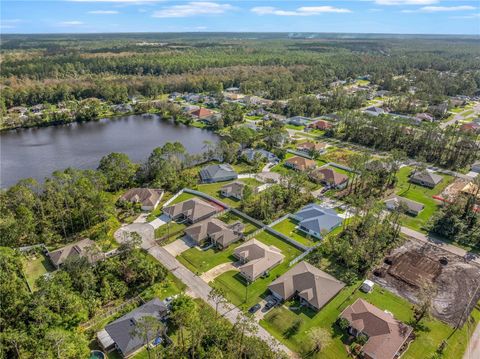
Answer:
top-left (177, 242), bottom-right (240, 275)
top-left (271, 217), bottom-right (317, 247)
top-left (260, 283), bottom-right (480, 359)
top-left (395, 166), bottom-right (454, 232)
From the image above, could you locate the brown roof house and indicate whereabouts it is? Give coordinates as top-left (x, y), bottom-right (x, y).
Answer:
top-left (384, 195), bottom-right (425, 216)
top-left (220, 181), bottom-right (246, 200)
top-left (119, 188), bottom-right (164, 211)
top-left (309, 167), bottom-right (349, 189)
top-left (296, 142), bottom-right (327, 154)
top-left (284, 156), bottom-right (317, 172)
top-left (268, 261), bottom-right (345, 311)
top-left (163, 198), bottom-right (219, 224)
top-left (340, 299), bottom-right (413, 359)
top-left (184, 218), bottom-right (244, 249)
top-left (190, 107), bottom-right (214, 119)
top-left (409, 170), bottom-right (443, 189)
top-left (233, 239), bottom-right (284, 282)
top-left (47, 238), bottom-right (104, 269)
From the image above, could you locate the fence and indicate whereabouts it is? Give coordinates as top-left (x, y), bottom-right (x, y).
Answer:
top-left (286, 149), bottom-right (313, 159)
top-left (162, 189), bottom-right (185, 208)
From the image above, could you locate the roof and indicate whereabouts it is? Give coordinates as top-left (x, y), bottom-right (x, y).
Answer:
top-left (385, 195), bottom-right (425, 213)
top-left (242, 148), bottom-right (278, 163)
top-left (163, 198), bottom-right (218, 222)
top-left (120, 188), bottom-right (163, 207)
top-left (285, 156), bottom-right (316, 171)
top-left (104, 298), bottom-right (167, 357)
top-left (461, 182), bottom-right (480, 199)
top-left (48, 238), bottom-right (102, 267)
top-left (295, 204), bottom-right (343, 235)
top-left (364, 106), bottom-right (385, 114)
top-left (269, 261), bottom-right (345, 310)
top-left (234, 239), bottom-right (284, 279)
top-left (221, 181), bottom-right (245, 198)
top-left (190, 107), bottom-right (214, 118)
top-left (310, 167), bottom-right (348, 186)
top-left (308, 120), bottom-right (332, 129)
top-left (340, 299), bottom-right (413, 359)
top-left (199, 164), bottom-right (237, 181)
top-left (410, 170), bottom-right (443, 186)
top-left (297, 142), bottom-right (326, 152)
top-left (184, 217), bottom-right (244, 246)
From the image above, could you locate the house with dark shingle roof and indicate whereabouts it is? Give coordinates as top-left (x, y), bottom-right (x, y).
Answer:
top-left (309, 167), bottom-right (349, 189)
top-left (163, 198), bottom-right (219, 224)
top-left (199, 164), bottom-right (238, 183)
top-left (47, 238), bottom-right (104, 269)
top-left (384, 195), bottom-right (425, 216)
top-left (220, 181), bottom-right (246, 200)
top-left (292, 203), bottom-right (343, 239)
top-left (269, 261), bottom-right (345, 311)
top-left (97, 298), bottom-right (168, 358)
top-left (286, 116), bottom-right (311, 126)
top-left (363, 106), bottom-right (386, 117)
top-left (340, 299), bottom-right (413, 359)
top-left (119, 188), bottom-right (164, 211)
top-left (409, 170), bottom-right (443, 189)
top-left (184, 217), bottom-right (244, 249)
top-left (242, 148), bottom-right (279, 164)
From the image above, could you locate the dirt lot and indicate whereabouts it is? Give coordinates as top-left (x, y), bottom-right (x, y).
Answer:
top-left (372, 240), bottom-right (480, 326)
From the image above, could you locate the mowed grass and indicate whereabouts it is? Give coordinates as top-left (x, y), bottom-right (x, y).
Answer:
top-left (211, 231), bottom-right (303, 309)
top-left (217, 211), bottom-right (262, 236)
top-left (271, 217), bottom-right (316, 247)
top-left (395, 166), bottom-right (453, 232)
top-left (177, 242), bottom-right (240, 275)
top-left (24, 253), bottom-right (55, 291)
top-left (260, 283), bottom-right (480, 359)
top-left (197, 178), bottom-right (262, 208)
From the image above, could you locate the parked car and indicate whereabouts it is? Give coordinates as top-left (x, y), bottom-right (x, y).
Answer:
top-left (248, 304), bottom-right (261, 314)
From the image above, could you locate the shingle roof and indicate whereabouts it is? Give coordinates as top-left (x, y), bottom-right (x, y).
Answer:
top-left (410, 170), bottom-right (443, 186)
top-left (221, 181), bottom-right (245, 198)
top-left (48, 238), bottom-right (102, 267)
top-left (385, 195), bottom-right (425, 213)
top-left (310, 167), bottom-right (348, 186)
top-left (120, 188), bottom-right (164, 207)
top-left (285, 156), bottom-right (316, 171)
top-left (295, 204), bottom-right (342, 235)
top-left (199, 164), bottom-right (237, 181)
top-left (297, 142), bottom-right (326, 152)
top-left (184, 217), bottom-right (244, 247)
top-left (163, 198), bottom-right (218, 222)
top-left (340, 299), bottom-right (413, 359)
top-left (104, 298), bottom-right (167, 357)
top-left (234, 239), bottom-right (284, 280)
top-left (190, 108), bottom-right (214, 118)
top-left (269, 261), bottom-right (345, 310)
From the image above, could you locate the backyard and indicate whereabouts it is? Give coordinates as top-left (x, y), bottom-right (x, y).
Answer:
top-left (23, 252), bottom-right (55, 291)
top-left (260, 284), bottom-right (480, 359)
top-left (271, 217), bottom-right (316, 247)
top-left (394, 166), bottom-right (453, 232)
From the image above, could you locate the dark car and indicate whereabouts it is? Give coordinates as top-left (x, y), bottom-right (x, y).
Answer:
top-left (248, 304), bottom-right (261, 314)
top-left (264, 301), bottom-right (275, 311)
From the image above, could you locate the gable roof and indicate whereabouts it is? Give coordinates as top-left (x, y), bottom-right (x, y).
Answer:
top-left (242, 148), bottom-right (278, 163)
top-left (297, 142), bottom-right (326, 152)
top-left (340, 299), bottom-right (413, 359)
top-left (184, 217), bottom-right (244, 247)
top-left (234, 239), bottom-right (284, 279)
top-left (48, 238), bottom-right (102, 267)
top-left (104, 298), bottom-right (167, 357)
top-left (163, 198), bottom-right (218, 222)
top-left (120, 188), bottom-right (164, 207)
top-left (295, 204), bottom-right (343, 235)
top-left (285, 156), bottom-right (316, 171)
top-left (269, 261), bottom-right (345, 310)
top-left (410, 170), bottom-right (443, 186)
top-left (199, 164), bottom-right (237, 181)
top-left (221, 181), bottom-right (245, 198)
top-left (385, 195), bottom-right (425, 213)
top-left (190, 107), bottom-right (214, 118)
top-left (310, 167), bottom-right (348, 186)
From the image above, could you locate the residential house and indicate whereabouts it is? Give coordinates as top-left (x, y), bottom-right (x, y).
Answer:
top-left (182, 105), bottom-right (200, 113)
top-left (363, 106), bottom-right (386, 117)
top-left (224, 92), bottom-right (245, 101)
top-left (428, 103), bottom-right (448, 119)
top-left (269, 261), bottom-right (345, 311)
top-left (111, 104), bottom-right (133, 113)
top-left (384, 195), bottom-right (425, 216)
top-left (233, 239), bottom-right (284, 282)
top-left (286, 116), bottom-right (311, 126)
top-left (284, 156), bottom-right (316, 172)
top-left (309, 167), bottom-right (348, 189)
top-left (308, 119), bottom-right (333, 131)
top-left (119, 188), bottom-right (164, 211)
top-left (296, 142), bottom-right (327, 155)
top-left (47, 238), bottom-right (104, 269)
top-left (184, 217), bottom-right (244, 249)
top-left (97, 298), bottom-right (168, 358)
top-left (460, 122), bottom-right (480, 134)
top-left (410, 170), bottom-right (443, 189)
top-left (415, 113), bottom-right (434, 122)
top-left (340, 298), bottom-right (413, 359)
top-left (163, 198), bottom-right (219, 224)
top-left (190, 107), bottom-right (215, 120)
top-left (220, 181), bottom-right (246, 200)
top-left (292, 203), bottom-right (343, 239)
top-left (199, 164), bottom-right (238, 183)
top-left (242, 148), bottom-right (279, 164)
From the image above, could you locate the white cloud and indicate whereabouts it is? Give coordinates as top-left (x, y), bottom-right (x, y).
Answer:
top-left (251, 6), bottom-right (352, 16)
top-left (451, 13), bottom-right (480, 19)
top-left (402, 5), bottom-right (476, 12)
top-left (153, 2), bottom-right (234, 18)
top-left (375, 0), bottom-right (438, 5)
top-left (88, 10), bottom-right (119, 14)
top-left (59, 20), bottom-right (84, 25)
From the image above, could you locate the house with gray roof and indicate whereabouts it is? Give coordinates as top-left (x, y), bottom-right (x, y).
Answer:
top-left (242, 148), bottom-right (279, 164)
top-left (47, 238), bottom-right (104, 269)
top-left (163, 198), bottom-right (219, 224)
top-left (292, 204), bottom-right (343, 239)
top-left (269, 261), bottom-right (345, 311)
top-left (363, 106), bottom-right (386, 117)
top-left (385, 195), bottom-right (425, 216)
top-left (286, 116), bottom-right (311, 126)
top-left (221, 181), bottom-right (246, 200)
top-left (184, 217), bottom-right (244, 249)
top-left (97, 298), bottom-right (168, 358)
top-left (199, 164), bottom-right (238, 183)
top-left (409, 170), bottom-right (443, 189)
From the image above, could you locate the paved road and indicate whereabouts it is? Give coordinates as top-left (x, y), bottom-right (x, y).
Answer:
top-left (463, 322), bottom-right (480, 359)
top-left (440, 102), bottom-right (480, 129)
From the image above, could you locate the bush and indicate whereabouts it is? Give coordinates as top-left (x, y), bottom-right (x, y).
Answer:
top-left (337, 317), bottom-right (350, 331)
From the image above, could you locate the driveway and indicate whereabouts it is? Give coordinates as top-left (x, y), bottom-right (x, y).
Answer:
top-left (200, 262), bottom-right (239, 282)
top-left (163, 236), bottom-right (195, 257)
top-left (463, 322), bottom-right (480, 359)
top-left (150, 214), bottom-right (170, 229)
top-left (114, 223), bottom-right (155, 247)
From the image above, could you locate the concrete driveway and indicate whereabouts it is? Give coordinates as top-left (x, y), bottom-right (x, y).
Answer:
top-left (200, 262), bottom-right (239, 282)
top-left (150, 214), bottom-right (170, 229)
top-left (163, 236), bottom-right (195, 256)
top-left (115, 222), bottom-right (155, 249)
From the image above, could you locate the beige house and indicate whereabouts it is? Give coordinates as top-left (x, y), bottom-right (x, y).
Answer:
top-left (297, 142), bottom-right (326, 154)
top-left (184, 218), bottom-right (244, 249)
top-left (119, 188), bottom-right (164, 211)
top-left (163, 198), bottom-right (219, 224)
top-left (220, 181), bottom-right (246, 200)
top-left (284, 156), bottom-right (317, 172)
top-left (268, 261), bottom-right (345, 310)
top-left (233, 239), bottom-right (284, 282)
top-left (340, 299), bottom-right (413, 359)
top-left (47, 238), bottom-right (104, 269)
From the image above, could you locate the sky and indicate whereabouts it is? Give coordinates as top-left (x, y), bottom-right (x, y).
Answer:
top-left (1, 0), bottom-right (479, 35)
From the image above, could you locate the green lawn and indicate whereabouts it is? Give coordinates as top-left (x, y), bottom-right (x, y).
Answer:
top-left (140, 272), bottom-right (186, 301)
top-left (211, 231), bottom-right (303, 309)
top-left (271, 217), bottom-right (316, 247)
top-left (217, 211), bottom-right (262, 236)
top-left (286, 124), bottom-right (306, 131)
top-left (154, 221), bottom-right (187, 240)
top-left (325, 165), bottom-right (353, 178)
top-left (169, 192), bottom-right (196, 205)
top-left (395, 166), bottom-right (453, 232)
top-left (260, 284), bottom-right (480, 359)
top-left (23, 253), bottom-right (55, 291)
top-left (177, 243), bottom-right (240, 275)
top-left (197, 178), bottom-right (262, 208)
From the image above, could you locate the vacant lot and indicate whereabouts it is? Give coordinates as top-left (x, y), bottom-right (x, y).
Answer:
top-left (271, 217), bottom-right (316, 247)
top-left (395, 166), bottom-right (453, 232)
top-left (372, 240), bottom-right (480, 326)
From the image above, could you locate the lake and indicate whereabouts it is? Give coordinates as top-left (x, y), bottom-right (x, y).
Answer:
top-left (0, 115), bottom-right (219, 188)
